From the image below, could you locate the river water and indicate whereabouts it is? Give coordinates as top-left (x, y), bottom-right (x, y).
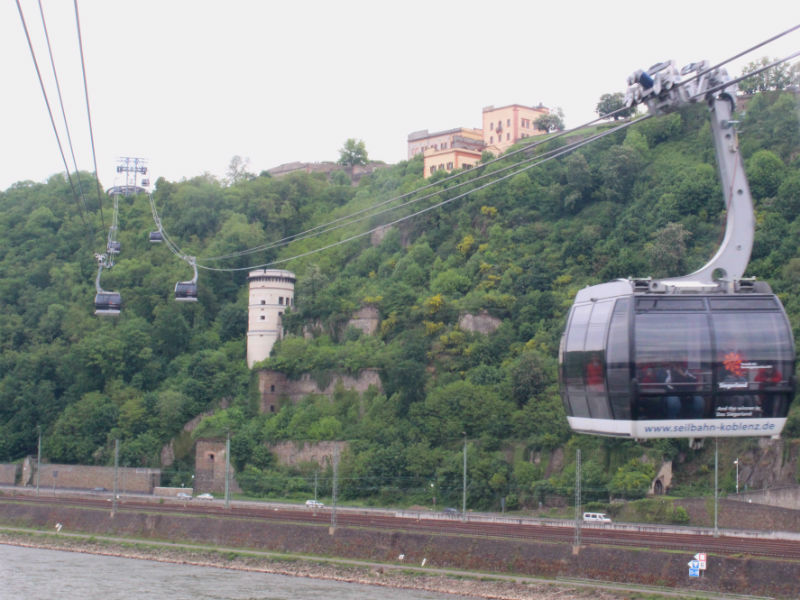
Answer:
top-left (0, 544), bottom-right (471, 600)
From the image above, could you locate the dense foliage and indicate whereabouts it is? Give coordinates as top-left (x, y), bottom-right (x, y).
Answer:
top-left (1, 90), bottom-right (798, 508)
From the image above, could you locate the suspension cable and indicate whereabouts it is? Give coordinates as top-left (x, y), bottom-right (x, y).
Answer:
top-left (16, 0), bottom-right (86, 224)
top-left (196, 115), bottom-right (650, 272)
top-left (680, 23), bottom-right (800, 89)
top-left (163, 28), bottom-right (796, 273)
top-left (36, 0), bottom-right (89, 216)
top-left (73, 0), bottom-right (106, 231)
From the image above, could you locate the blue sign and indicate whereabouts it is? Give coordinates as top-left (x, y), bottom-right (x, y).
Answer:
top-left (689, 568), bottom-right (700, 577)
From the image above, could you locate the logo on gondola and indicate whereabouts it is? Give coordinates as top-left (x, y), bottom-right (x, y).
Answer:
top-left (723, 352), bottom-right (744, 377)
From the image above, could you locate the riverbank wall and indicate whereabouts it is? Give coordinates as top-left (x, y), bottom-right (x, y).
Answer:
top-left (1, 498), bottom-right (798, 599)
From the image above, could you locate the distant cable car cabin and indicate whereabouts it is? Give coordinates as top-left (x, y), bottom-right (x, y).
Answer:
top-left (94, 291), bottom-right (121, 316)
top-left (559, 60), bottom-right (796, 439)
top-left (174, 281), bottom-right (198, 302)
top-left (174, 257), bottom-right (198, 302)
top-left (107, 241), bottom-right (121, 254)
top-left (149, 230), bottom-right (163, 243)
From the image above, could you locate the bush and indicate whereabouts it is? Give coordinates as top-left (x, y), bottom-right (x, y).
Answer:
top-left (672, 505), bottom-right (690, 525)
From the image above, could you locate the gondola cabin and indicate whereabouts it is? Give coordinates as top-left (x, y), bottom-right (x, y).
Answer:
top-left (174, 281), bottom-right (198, 302)
top-left (94, 291), bottom-right (122, 316)
top-left (107, 241), bottom-right (121, 254)
top-left (149, 231), bottom-right (163, 243)
top-left (559, 279), bottom-right (795, 439)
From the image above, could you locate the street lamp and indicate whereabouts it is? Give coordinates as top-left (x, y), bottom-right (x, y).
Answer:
top-left (734, 458), bottom-right (739, 494)
top-left (430, 481), bottom-right (436, 510)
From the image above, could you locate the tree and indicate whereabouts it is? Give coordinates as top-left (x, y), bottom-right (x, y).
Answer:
top-left (534, 109), bottom-right (565, 133)
top-left (739, 57), bottom-right (793, 94)
top-left (337, 138), bottom-right (369, 167)
top-left (645, 222), bottom-right (691, 278)
top-left (596, 92), bottom-right (634, 120)
top-left (225, 155), bottom-right (253, 185)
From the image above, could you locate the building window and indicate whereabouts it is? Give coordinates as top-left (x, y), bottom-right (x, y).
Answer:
top-left (270, 405), bottom-right (275, 413)
top-left (490, 122), bottom-right (493, 129)
top-left (490, 136), bottom-right (493, 143)
top-left (260, 315), bottom-right (265, 320)
top-left (270, 384), bottom-right (275, 392)
top-left (507, 133), bottom-right (510, 140)
top-left (507, 118), bottom-right (511, 126)
top-left (430, 166), bottom-right (436, 174)
top-left (209, 454), bottom-right (215, 461)
top-left (447, 162), bottom-right (453, 169)
top-left (279, 297), bottom-right (284, 305)
top-left (260, 299), bottom-right (266, 305)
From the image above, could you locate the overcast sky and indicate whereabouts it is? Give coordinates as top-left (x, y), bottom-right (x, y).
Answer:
top-left (1, 1), bottom-right (798, 191)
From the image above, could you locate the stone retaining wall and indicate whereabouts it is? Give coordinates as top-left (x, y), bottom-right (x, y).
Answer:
top-left (1, 499), bottom-right (798, 598)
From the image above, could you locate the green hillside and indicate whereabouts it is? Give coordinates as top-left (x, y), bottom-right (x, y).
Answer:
top-left (1, 90), bottom-right (799, 511)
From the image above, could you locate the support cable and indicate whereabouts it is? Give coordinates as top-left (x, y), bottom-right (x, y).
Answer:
top-left (200, 106), bottom-right (635, 263)
top-left (15, 0), bottom-right (86, 224)
top-left (155, 28), bottom-right (796, 274)
top-left (73, 0), bottom-right (106, 231)
top-left (36, 0), bottom-right (89, 216)
top-left (195, 115), bottom-right (649, 272)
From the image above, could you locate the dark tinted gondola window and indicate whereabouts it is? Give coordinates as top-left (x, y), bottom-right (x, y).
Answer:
top-left (709, 298), bottom-right (778, 311)
top-left (607, 298), bottom-right (631, 419)
top-left (564, 304), bottom-right (591, 417)
top-left (634, 312), bottom-right (712, 393)
top-left (585, 300), bottom-right (613, 418)
top-left (636, 298), bottom-right (706, 311)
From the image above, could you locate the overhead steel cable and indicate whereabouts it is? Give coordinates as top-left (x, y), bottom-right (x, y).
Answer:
top-left (16, 0), bottom-right (86, 224)
top-left (200, 108), bottom-right (634, 263)
top-left (679, 22), bottom-right (800, 90)
top-left (150, 112), bottom-right (638, 268)
top-left (73, 0), bottom-right (106, 231)
top-left (36, 0), bottom-right (89, 217)
top-left (200, 117), bottom-right (637, 264)
top-left (193, 24), bottom-right (799, 265)
top-left (169, 28), bottom-right (794, 274)
top-left (195, 115), bottom-right (651, 273)
top-left (688, 50), bottom-right (800, 101)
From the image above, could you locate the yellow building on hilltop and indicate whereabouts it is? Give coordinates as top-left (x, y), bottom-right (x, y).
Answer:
top-left (409, 104), bottom-right (550, 178)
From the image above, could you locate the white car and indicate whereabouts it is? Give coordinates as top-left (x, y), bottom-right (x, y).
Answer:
top-left (197, 493), bottom-right (214, 500)
top-left (305, 499), bottom-right (324, 508)
top-left (582, 512), bottom-right (611, 523)
top-left (176, 492), bottom-right (192, 499)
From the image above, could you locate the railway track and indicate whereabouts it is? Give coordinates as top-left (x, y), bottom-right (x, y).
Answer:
top-left (3, 493), bottom-right (799, 560)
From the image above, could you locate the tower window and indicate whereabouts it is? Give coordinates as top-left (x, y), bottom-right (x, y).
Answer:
top-left (260, 300), bottom-right (266, 305)
top-left (260, 315), bottom-right (265, 320)
top-left (279, 297), bottom-right (284, 305)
